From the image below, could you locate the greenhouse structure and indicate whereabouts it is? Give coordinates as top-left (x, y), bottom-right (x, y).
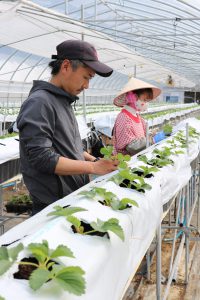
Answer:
top-left (1, 1), bottom-right (200, 299)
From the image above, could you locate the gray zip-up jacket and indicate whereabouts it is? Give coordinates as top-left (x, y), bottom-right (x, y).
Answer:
top-left (17, 80), bottom-right (89, 205)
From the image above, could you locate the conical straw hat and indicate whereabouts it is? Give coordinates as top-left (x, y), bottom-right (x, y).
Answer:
top-left (113, 77), bottom-right (162, 107)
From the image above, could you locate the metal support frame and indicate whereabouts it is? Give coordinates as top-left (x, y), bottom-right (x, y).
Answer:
top-left (155, 153), bottom-right (200, 299)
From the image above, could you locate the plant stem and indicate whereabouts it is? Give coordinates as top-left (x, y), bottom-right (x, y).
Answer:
top-left (17, 261), bottom-right (39, 268)
top-left (83, 229), bottom-right (97, 235)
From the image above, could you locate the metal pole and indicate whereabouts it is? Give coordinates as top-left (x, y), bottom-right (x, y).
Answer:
top-left (146, 122), bottom-right (150, 148)
top-left (94, 0), bottom-right (97, 30)
top-left (0, 185), bottom-right (3, 216)
top-left (156, 223), bottom-right (161, 300)
top-left (168, 206), bottom-right (171, 226)
top-left (169, 191), bottom-right (182, 274)
top-left (185, 182), bottom-right (190, 283)
top-left (197, 159), bottom-right (200, 232)
top-left (65, 0), bottom-right (68, 15)
top-left (186, 122), bottom-right (189, 155)
top-left (81, 4), bottom-right (84, 22)
top-left (81, 32), bottom-right (87, 122)
top-left (146, 248), bottom-right (151, 280)
top-left (134, 64), bottom-right (137, 77)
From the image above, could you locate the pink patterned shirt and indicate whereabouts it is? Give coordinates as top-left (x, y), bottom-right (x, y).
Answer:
top-left (113, 109), bottom-right (146, 155)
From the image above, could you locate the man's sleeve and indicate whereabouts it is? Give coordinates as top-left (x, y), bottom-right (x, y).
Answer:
top-left (17, 97), bottom-right (60, 174)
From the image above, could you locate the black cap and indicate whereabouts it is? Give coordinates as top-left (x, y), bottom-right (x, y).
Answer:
top-left (51, 40), bottom-right (113, 77)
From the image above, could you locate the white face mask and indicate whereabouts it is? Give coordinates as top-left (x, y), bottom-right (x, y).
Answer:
top-left (136, 99), bottom-right (148, 112)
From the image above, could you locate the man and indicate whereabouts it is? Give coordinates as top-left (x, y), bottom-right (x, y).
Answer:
top-left (17, 40), bottom-right (118, 215)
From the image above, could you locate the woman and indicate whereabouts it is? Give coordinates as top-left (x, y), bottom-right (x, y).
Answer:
top-left (113, 77), bottom-right (161, 156)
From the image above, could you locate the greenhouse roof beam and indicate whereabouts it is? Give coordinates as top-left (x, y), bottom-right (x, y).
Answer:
top-left (10, 53), bottom-right (32, 81)
top-left (85, 17), bottom-right (200, 22)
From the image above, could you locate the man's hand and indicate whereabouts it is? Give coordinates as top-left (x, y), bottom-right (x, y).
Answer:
top-left (91, 158), bottom-right (119, 175)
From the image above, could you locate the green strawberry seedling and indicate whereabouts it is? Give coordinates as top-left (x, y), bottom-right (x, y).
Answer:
top-left (131, 165), bottom-right (159, 178)
top-left (189, 126), bottom-right (200, 139)
top-left (162, 123), bottom-right (173, 136)
top-left (0, 240), bottom-right (86, 295)
top-left (100, 146), bottom-right (131, 169)
top-left (79, 187), bottom-right (138, 210)
top-left (110, 169), bottom-right (152, 193)
top-left (138, 154), bottom-right (174, 168)
top-left (67, 216), bottom-right (125, 241)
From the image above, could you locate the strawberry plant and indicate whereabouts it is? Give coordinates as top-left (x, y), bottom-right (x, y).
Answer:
top-left (131, 165), bottom-right (159, 178)
top-left (67, 216), bottom-right (125, 241)
top-left (110, 169), bottom-right (152, 193)
top-left (173, 131), bottom-right (188, 147)
top-left (166, 139), bottom-right (185, 150)
top-left (162, 123), bottom-right (172, 136)
top-left (189, 126), bottom-right (200, 139)
top-left (78, 187), bottom-right (138, 210)
top-left (152, 147), bottom-right (179, 160)
top-left (138, 154), bottom-right (173, 168)
top-left (100, 146), bottom-right (131, 169)
top-left (0, 240), bottom-right (86, 295)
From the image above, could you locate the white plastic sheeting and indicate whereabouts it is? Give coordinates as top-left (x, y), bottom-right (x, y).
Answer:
top-left (0, 179), bottom-right (162, 300)
top-left (0, 136), bottom-right (19, 164)
top-left (0, 118), bottom-right (199, 300)
top-left (0, 117), bottom-right (90, 164)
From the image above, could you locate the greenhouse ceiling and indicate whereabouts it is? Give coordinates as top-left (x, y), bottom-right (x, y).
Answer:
top-left (0, 0), bottom-right (200, 90)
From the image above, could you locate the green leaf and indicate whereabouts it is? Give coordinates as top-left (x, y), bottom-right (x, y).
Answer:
top-left (55, 266), bottom-right (86, 296)
top-left (29, 268), bottom-right (51, 290)
top-left (28, 240), bottom-right (49, 264)
top-left (142, 183), bottom-right (152, 190)
top-left (0, 247), bottom-right (8, 260)
top-left (0, 260), bottom-right (13, 275)
top-left (110, 199), bottom-right (121, 210)
top-left (90, 219), bottom-right (104, 232)
top-left (104, 191), bottom-right (117, 201)
top-left (174, 150), bottom-right (184, 154)
top-left (119, 169), bottom-right (138, 181)
top-left (119, 161), bottom-right (128, 169)
top-left (119, 198), bottom-right (139, 209)
top-left (138, 155), bottom-right (148, 163)
top-left (8, 243), bottom-right (24, 261)
top-left (78, 190), bottom-right (95, 199)
top-left (0, 243), bottom-right (24, 276)
top-left (0, 296), bottom-right (5, 300)
top-left (117, 153), bottom-right (124, 161)
top-left (100, 146), bottom-right (113, 158)
top-left (123, 154), bottom-right (131, 161)
top-left (102, 218), bottom-right (125, 241)
top-left (94, 187), bottom-right (106, 196)
top-left (91, 218), bottom-right (125, 241)
top-left (51, 245), bottom-right (74, 259)
top-left (47, 206), bottom-right (87, 217)
top-left (67, 215), bottom-right (81, 228)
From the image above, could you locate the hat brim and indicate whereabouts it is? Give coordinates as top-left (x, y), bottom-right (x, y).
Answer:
top-left (83, 60), bottom-right (113, 77)
top-left (113, 77), bottom-right (162, 107)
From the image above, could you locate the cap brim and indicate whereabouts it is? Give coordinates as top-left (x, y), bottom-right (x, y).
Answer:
top-left (83, 60), bottom-right (113, 77)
